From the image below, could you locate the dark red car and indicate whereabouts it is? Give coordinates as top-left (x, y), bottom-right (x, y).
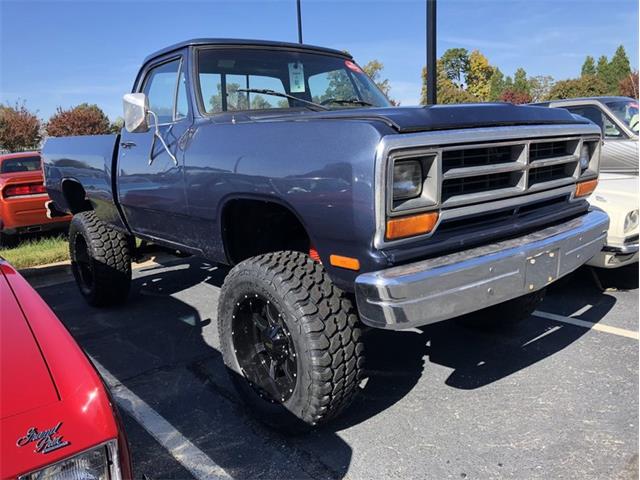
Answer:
top-left (0, 152), bottom-right (71, 246)
top-left (0, 259), bottom-right (132, 479)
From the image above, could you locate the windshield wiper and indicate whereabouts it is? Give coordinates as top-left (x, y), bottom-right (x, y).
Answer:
top-left (321, 98), bottom-right (374, 107)
top-left (236, 88), bottom-right (329, 111)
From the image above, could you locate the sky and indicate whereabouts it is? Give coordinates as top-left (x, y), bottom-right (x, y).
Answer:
top-left (1, 0), bottom-right (638, 121)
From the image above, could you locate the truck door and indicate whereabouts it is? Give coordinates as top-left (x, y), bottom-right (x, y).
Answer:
top-left (117, 55), bottom-right (191, 245)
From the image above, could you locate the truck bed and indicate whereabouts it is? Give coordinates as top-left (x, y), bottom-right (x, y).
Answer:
top-left (42, 134), bottom-right (125, 229)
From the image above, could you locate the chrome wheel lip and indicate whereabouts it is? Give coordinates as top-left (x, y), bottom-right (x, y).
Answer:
top-left (231, 294), bottom-right (298, 404)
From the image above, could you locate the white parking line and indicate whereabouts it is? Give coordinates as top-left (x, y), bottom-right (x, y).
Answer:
top-left (91, 357), bottom-right (233, 480)
top-left (533, 310), bottom-right (639, 340)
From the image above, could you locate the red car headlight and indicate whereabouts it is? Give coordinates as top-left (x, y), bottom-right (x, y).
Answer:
top-left (19, 440), bottom-right (122, 480)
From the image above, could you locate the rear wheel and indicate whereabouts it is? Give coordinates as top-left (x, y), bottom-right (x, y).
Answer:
top-left (218, 251), bottom-right (364, 432)
top-left (69, 211), bottom-right (131, 306)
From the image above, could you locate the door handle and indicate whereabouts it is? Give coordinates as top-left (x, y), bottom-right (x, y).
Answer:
top-left (120, 141), bottom-right (136, 149)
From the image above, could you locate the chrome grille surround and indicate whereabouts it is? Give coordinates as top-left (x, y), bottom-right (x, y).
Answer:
top-left (374, 123), bottom-right (602, 249)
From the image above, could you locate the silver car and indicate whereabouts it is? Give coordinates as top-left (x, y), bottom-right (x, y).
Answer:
top-left (537, 96), bottom-right (638, 174)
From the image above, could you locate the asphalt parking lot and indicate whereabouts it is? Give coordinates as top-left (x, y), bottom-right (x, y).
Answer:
top-left (32, 256), bottom-right (638, 480)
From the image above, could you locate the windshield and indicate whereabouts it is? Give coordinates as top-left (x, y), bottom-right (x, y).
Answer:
top-left (197, 48), bottom-right (391, 114)
top-left (0, 156), bottom-right (41, 174)
top-left (606, 99), bottom-right (639, 133)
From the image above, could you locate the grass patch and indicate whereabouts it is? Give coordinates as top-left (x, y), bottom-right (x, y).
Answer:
top-left (1, 234), bottom-right (69, 269)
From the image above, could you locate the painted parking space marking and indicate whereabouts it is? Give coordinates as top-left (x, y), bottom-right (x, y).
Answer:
top-left (533, 310), bottom-right (639, 340)
top-left (91, 357), bottom-right (233, 480)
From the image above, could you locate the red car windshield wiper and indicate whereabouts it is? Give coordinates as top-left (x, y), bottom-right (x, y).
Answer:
top-left (236, 88), bottom-right (329, 111)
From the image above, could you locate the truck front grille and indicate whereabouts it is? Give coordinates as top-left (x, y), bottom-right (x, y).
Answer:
top-left (442, 145), bottom-right (513, 171)
top-left (530, 140), bottom-right (572, 161)
top-left (442, 171), bottom-right (521, 202)
top-left (435, 137), bottom-right (584, 207)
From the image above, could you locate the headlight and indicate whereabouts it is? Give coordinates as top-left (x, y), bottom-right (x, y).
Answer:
top-left (624, 209), bottom-right (639, 233)
top-left (579, 143), bottom-right (590, 172)
top-left (393, 160), bottom-right (422, 200)
top-left (20, 441), bottom-right (120, 480)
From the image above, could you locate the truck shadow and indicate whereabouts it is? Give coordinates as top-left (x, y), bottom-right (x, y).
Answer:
top-left (36, 257), bottom-right (624, 478)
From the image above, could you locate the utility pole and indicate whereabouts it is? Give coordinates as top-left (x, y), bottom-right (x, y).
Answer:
top-left (426, 0), bottom-right (437, 104)
top-left (297, 0), bottom-right (303, 44)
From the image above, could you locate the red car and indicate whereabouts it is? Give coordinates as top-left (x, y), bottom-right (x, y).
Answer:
top-left (0, 259), bottom-right (132, 479)
top-left (0, 152), bottom-right (71, 246)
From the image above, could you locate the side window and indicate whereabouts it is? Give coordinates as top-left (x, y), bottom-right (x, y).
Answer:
top-left (143, 59), bottom-right (180, 124)
top-left (175, 68), bottom-right (189, 119)
top-left (309, 70), bottom-right (357, 103)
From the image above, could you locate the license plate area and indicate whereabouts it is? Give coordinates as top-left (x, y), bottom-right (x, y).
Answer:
top-left (525, 248), bottom-right (560, 291)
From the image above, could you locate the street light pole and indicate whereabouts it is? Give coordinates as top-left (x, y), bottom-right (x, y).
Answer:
top-left (297, 0), bottom-right (303, 44)
top-left (426, 0), bottom-right (437, 104)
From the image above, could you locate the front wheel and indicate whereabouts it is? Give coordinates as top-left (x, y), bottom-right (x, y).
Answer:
top-left (69, 211), bottom-right (132, 307)
top-left (218, 251), bottom-right (364, 432)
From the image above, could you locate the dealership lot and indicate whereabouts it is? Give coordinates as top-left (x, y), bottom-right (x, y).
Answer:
top-left (33, 257), bottom-right (638, 480)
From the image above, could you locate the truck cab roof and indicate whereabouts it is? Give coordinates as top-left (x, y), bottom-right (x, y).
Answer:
top-left (143, 38), bottom-right (351, 65)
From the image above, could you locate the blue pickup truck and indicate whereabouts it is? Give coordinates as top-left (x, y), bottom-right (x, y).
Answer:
top-left (43, 38), bottom-right (609, 430)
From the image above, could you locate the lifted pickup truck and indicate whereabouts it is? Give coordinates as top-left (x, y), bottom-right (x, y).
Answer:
top-left (43, 38), bottom-right (609, 430)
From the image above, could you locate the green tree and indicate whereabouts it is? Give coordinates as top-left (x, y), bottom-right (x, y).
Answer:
top-left (110, 117), bottom-right (124, 134)
top-left (362, 59), bottom-right (397, 105)
top-left (581, 56), bottom-right (596, 77)
top-left (596, 55), bottom-right (609, 85)
top-left (466, 50), bottom-right (494, 101)
top-left (608, 45), bottom-right (632, 93)
top-left (0, 101), bottom-right (42, 151)
top-left (547, 75), bottom-right (608, 100)
top-left (513, 68), bottom-right (530, 94)
top-left (420, 62), bottom-right (478, 105)
top-left (504, 75), bottom-right (514, 90)
top-left (250, 95), bottom-right (272, 110)
top-left (529, 75), bottom-right (555, 102)
top-left (488, 68), bottom-right (506, 101)
top-left (440, 48), bottom-right (470, 87)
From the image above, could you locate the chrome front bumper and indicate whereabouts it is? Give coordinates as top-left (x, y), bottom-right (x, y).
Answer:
top-left (355, 210), bottom-right (609, 329)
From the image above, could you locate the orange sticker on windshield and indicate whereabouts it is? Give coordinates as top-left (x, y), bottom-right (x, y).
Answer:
top-left (345, 60), bottom-right (363, 73)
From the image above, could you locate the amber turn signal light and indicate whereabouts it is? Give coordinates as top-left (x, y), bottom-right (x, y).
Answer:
top-left (575, 178), bottom-right (598, 198)
top-left (386, 211), bottom-right (439, 240)
top-left (329, 254), bottom-right (361, 271)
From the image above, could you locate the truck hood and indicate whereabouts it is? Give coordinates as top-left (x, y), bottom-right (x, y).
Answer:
top-left (0, 265), bottom-right (59, 419)
top-left (251, 103), bottom-right (589, 133)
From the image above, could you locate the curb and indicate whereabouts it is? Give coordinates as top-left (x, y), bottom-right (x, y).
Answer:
top-left (19, 252), bottom-right (181, 289)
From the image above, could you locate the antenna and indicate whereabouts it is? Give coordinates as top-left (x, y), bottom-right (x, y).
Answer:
top-left (426, 0), bottom-right (437, 104)
top-left (297, 0), bottom-right (303, 44)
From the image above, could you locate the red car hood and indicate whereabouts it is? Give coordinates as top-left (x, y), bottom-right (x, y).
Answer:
top-left (0, 262), bottom-right (122, 478)
top-left (0, 270), bottom-right (59, 419)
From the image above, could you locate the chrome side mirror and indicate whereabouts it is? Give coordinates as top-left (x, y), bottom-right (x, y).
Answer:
top-left (122, 93), bottom-right (177, 166)
top-left (123, 93), bottom-right (150, 133)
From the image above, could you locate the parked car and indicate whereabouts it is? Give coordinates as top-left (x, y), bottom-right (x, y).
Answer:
top-left (0, 152), bottom-right (71, 247)
top-left (0, 259), bottom-right (133, 479)
top-left (534, 98), bottom-right (639, 272)
top-left (43, 38), bottom-right (608, 430)
top-left (585, 173), bottom-right (638, 269)
top-left (534, 97), bottom-right (638, 174)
